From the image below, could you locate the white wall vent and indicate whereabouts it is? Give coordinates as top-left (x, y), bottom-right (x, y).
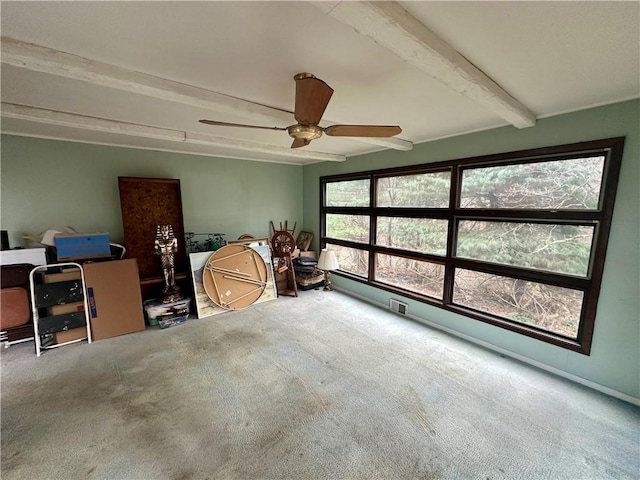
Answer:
top-left (390, 299), bottom-right (408, 316)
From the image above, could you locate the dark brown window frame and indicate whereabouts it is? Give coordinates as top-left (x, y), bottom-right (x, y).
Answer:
top-left (320, 138), bottom-right (625, 355)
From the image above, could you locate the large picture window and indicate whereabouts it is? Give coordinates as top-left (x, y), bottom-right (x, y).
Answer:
top-left (320, 138), bottom-right (625, 354)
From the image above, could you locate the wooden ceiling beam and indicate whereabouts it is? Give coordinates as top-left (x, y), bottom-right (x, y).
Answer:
top-left (312, 1), bottom-right (536, 129)
top-left (1, 37), bottom-right (412, 152)
top-left (0, 37), bottom-right (294, 123)
top-left (1, 103), bottom-right (346, 163)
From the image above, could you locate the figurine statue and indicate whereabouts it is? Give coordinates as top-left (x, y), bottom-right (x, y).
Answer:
top-left (154, 224), bottom-right (184, 303)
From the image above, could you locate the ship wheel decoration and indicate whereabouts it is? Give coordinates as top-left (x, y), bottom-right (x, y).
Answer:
top-left (270, 230), bottom-right (298, 297)
top-left (271, 230), bottom-right (296, 258)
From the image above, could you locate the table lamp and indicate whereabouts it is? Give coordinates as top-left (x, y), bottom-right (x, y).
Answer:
top-left (317, 248), bottom-right (339, 291)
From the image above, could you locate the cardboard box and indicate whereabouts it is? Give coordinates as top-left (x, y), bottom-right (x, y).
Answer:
top-left (47, 301), bottom-right (84, 316)
top-left (83, 259), bottom-right (145, 340)
top-left (275, 270), bottom-right (288, 288)
top-left (300, 251), bottom-right (316, 259)
top-left (54, 327), bottom-right (87, 344)
top-left (54, 233), bottom-right (111, 261)
top-left (43, 270), bottom-right (82, 284)
top-left (296, 271), bottom-right (324, 287)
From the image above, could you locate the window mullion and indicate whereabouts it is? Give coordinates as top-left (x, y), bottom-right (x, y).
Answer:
top-left (453, 209), bottom-right (601, 221)
top-left (369, 175), bottom-right (376, 281)
top-left (443, 165), bottom-right (460, 306)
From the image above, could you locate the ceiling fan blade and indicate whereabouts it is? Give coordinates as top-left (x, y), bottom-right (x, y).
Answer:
top-left (291, 138), bottom-right (310, 149)
top-left (324, 125), bottom-right (402, 137)
top-left (199, 119), bottom-right (287, 131)
top-left (294, 73), bottom-right (334, 125)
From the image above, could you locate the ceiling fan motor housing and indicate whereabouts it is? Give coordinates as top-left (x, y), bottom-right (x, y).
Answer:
top-left (287, 124), bottom-right (323, 141)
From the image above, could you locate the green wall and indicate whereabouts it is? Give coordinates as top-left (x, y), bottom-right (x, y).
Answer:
top-left (1, 137), bottom-right (303, 247)
top-left (302, 99), bottom-right (640, 400)
top-left (1, 100), bottom-right (638, 401)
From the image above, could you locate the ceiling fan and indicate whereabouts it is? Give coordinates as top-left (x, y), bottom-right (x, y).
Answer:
top-left (199, 73), bottom-right (402, 149)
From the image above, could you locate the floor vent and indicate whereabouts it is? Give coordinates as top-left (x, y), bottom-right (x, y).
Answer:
top-left (389, 299), bottom-right (408, 316)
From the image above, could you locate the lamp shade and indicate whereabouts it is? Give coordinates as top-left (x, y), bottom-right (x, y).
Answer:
top-left (317, 249), bottom-right (339, 271)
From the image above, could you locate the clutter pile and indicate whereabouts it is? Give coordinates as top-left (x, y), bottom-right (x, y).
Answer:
top-left (293, 255), bottom-right (325, 290)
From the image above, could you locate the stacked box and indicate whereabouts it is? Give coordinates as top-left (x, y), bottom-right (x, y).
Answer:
top-left (296, 269), bottom-right (325, 291)
top-left (143, 298), bottom-right (190, 329)
top-left (48, 302), bottom-right (84, 316)
top-left (54, 327), bottom-right (87, 344)
top-left (54, 233), bottom-right (111, 261)
top-left (43, 270), bottom-right (81, 284)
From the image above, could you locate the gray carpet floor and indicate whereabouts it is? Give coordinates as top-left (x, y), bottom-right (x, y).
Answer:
top-left (2, 290), bottom-right (639, 480)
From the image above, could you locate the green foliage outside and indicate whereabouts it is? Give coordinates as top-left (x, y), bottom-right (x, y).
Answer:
top-left (326, 214), bottom-right (369, 243)
top-left (378, 172), bottom-right (451, 208)
top-left (460, 156), bottom-right (604, 209)
top-left (457, 221), bottom-right (594, 277)
top-left (326, 179), bottom-right (369, 206)
top-left (377, 217), bottom-right (447, 256)
top-left (324, 156), bottom-right (604, 336)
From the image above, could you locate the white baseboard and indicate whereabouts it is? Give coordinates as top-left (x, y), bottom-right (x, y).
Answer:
top-left (335, 286), bottom-right (640, 407)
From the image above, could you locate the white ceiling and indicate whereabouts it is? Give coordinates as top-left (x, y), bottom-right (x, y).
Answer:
top-left (1, 1), bottom-right (638, 165)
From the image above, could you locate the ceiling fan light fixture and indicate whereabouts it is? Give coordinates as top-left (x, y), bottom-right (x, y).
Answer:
top-left (293, 72), bottom-right (316, 81)
top-left (287, 124), bottom-right (323, 141)
top-left (199, 73), bottom-right (401, 149)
